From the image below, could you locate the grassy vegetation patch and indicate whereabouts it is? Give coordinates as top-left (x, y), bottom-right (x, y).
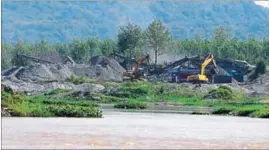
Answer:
top-left (212, 104), bottom-right (269, 118)
top-left (1, 91), bottom-right (102, 118)
top-left (48, 105), bottom-right (102, 118)
top-left (250, 109), bottom-right (269, 118)
top-left (67, 75), bottom-right (89, 85)
top-left (110, 86), bottom-right (148, 98)
top-left (98, 95), bottom-right (125, 103)
top-left (204, 86), bottom-right (234, 100)
top-left (45, 88), bottom-right (71, 96)
top-left (114, 100), bottom-right (147, 109)
top-left (212, 106), bottom-right (234, 114)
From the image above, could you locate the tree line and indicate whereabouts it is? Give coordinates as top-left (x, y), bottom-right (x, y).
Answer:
top-left (2, 19), bottom-right (269, 70)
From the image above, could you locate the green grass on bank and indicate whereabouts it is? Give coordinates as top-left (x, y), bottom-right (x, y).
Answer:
top-left (1, 91), bottom-right (102, 118)
top-left (212, 104), bottom-right (269, 118)
top-left (2, 81), bottom-right (269, 118)
top-left (109, 83), bottom-right (269, 118)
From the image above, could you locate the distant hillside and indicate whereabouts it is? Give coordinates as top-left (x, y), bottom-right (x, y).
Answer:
top-left (2, 1), bottom-right (269, 44)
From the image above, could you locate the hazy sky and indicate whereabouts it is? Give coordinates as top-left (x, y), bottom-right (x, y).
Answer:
top-left (255, 1), bottom-right (269, 8)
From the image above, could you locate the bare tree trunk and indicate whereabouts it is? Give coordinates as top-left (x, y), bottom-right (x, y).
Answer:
top-left (155, 47), bottom-right (158, 65)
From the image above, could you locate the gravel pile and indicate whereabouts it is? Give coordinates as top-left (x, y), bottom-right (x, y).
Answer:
top-left (243, 73), bottom-right (269, 97)
top-left (70, 56), bottom-right (125, 82)
top-left (15, 63), bottom-right (74, 82)
top-left (1, 55), bottom-right (126, 94)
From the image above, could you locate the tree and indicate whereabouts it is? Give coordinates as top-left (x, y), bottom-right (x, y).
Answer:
top-left (262, 38), bottom-right (269, 64)
top-left (69, 40), bottom-right (89, 62)
top-left (1, 42), bottom-right (12, 69)
top-left (55, 42), bottom-right (68, 57)
top-left (117, 22), bottom-right (143, 59)
top-left (11, 40), bottom-right (32, 66)
top-left (212, 27), bottom-right (230, 58)
top-left (34, 40), bottom-right (52, 52)
top-left (249, 59), bottom-right (266, 81)
top-left (100, 39), bottom-right (117, 56)
top-left (145, 19), bottom-right (171, 65)
top-left (86, 37), bottom-right (101, 57)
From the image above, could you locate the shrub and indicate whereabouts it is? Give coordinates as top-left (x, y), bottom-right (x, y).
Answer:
top-left (212, 107), bottom-right (233, 114)
top-left (99, 95), bottom-right (124, 103)
top-left (204, 86), bottom-right (234, 100)
top-left (42, 99), bottom-right (99, 107)
top-left (28, 106), bottom-right (53, 117)
top-left (45, 89), bottom-right (70, 96)
top-left (110, 87), bottom-right (148, 98)
top-left (234, 107), bottom-right (258, 116)
top-left (114, 101), bottom-right (147, 109)
top-left (250, 109), bottom-right (269, 118)
top-left (68, 75), bottom-right (89, 85)
top-left (249, 60), bottom-right (266, 81)
top-left (48, 104), bottom-right (102, 117)
top-left (2, 91), bottom-right (103, 118)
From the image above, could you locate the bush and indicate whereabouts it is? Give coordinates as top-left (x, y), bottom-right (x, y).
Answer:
top-left (99, 95), bottom-right (124, 103)
top-left (212, 105), bottom-right (269, 118)
top-left (250, 109), bottom-right (269, 118)
top-left (212, 107), bottom-right (233, 114)
top-left (45, 89), bottom-right (70, 96)
top-left (110, 87), bottom-right (148, 98)
top-left (249, 60), bottom-right (266, 81)
top-left (114, 101), bottom-right (147, 109)
top-left (234, 107), bottom-right (258, 116)
top-left (204, 86), bottom-right (234, 100)
top-left (2, 92), bottom-right (103, 118)
top-left (28, 106), bottom-right (53, 117)
top-left (48, 104), bottom-right (102, 117)
top-left (42, 99), bottom-right (99, 107)
top-left (68, 75), bottom-right (89, 85)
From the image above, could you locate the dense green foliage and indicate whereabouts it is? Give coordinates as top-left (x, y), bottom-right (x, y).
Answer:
top-left (204, 86), bottom-right (234, 100)
top-left (67, 75), bottom-right (90, 85)
top-left (92, 81), bottom-right (268, 118)
top-left (2, 1), bottom-right (269, 43)
top-left (212, 105), bottom-right (269, 118)
top-left (2, 79), bottom-right (269, 118)
top-left (1, 38), bottom-right (117, 69)
top-left (2, 24), bottom-right (269, 70)
top-left (114, 101), bottom-right (147, 109)
top-left (1, 91), bottom-right (102, 117)
top-left (249, 60), bottom-right (267, 81)
top-left (117, 22), bottom-right (144, 59)
top-left (145, 19), bottom-right (171, 64)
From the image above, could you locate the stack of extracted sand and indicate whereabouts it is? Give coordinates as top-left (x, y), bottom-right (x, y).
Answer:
top-left (244, 72), bottom-right (269, 97)
top-left (70, 55), bottom-right (126, 82)
top-left (1, 55), bottom-right (127, 95)
top-left (15, 63), bottom-right (74, 82)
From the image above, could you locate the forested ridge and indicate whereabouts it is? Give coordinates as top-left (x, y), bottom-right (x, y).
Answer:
top-left (2, 1), bottom-right (269, 70)
top-left (2, 1), bottom-right (269, 43)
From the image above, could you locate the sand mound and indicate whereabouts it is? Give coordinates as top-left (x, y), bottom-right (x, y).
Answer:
top-left (244, 73), bottom-right (269, 97)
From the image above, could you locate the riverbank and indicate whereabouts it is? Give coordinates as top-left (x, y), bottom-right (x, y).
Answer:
top-left (2, 81), bottom-right (269, 118)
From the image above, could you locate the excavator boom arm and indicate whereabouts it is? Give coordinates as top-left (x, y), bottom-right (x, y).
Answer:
top-left (200, 54), bottom-right (218, 75)
top-left (133, 54), bottom-right (149, 73)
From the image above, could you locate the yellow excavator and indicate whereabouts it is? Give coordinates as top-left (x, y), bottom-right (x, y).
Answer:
top-left (187, 54), bottom-right (219, 83)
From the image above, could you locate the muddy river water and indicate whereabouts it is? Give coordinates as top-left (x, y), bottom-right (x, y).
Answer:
top-left (2, 110), bottom-right (269, 149)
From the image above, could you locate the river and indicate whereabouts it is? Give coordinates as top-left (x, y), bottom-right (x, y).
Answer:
top-left (2, 110), bottom-right (269, 149)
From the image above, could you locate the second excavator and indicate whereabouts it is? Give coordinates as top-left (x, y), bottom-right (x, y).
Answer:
top-left (122, 52), bottom-right (150, 81)
top-left (187, 54), bottom-right (219, 83)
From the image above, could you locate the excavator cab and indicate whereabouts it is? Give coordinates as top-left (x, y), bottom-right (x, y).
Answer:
top-left (122, 52), bottom-right (150, 80)
top-left (187, 54), bottom-right (219, 83)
